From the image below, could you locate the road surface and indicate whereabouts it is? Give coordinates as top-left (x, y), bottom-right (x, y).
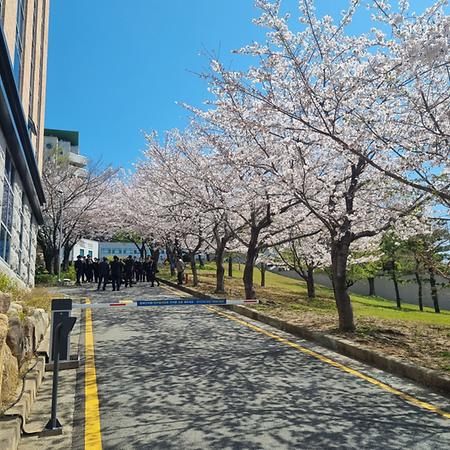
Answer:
top-left (23, 283), bottom-right (450, 449)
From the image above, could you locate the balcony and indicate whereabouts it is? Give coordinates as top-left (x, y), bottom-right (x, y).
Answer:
top-left (68, 152), bottom-right (88, 168)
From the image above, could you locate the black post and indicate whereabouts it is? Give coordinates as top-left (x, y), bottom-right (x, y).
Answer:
top-left (43, 315), bottom-right (76, 436)
top-left (47, 323), bottom-right (63, 433)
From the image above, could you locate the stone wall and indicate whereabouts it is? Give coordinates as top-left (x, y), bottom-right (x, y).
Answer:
top-left (0, 293), bottom-right (49, 404)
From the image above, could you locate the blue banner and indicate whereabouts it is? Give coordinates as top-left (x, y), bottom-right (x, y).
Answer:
top-left (136, 298), bottom-right (227, 307)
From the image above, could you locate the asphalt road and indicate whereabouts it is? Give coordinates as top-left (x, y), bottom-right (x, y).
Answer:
top-left (55, 283), bottom-right (450, 449)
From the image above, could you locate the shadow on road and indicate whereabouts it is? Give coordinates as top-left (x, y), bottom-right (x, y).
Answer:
top-left (88, 305), bottom-right (450, 450)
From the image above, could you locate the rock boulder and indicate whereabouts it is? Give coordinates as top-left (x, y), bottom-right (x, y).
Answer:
top-left (32, 308), bottom-right (49, 344)
top-left (23, 316), bottom-right (36, 358)
top-left (6, 316), bottom-right (24, 364)
top-left (0, 293), bottom-right (12, 314)
top-left (1, 343), bottom-right (19, 403)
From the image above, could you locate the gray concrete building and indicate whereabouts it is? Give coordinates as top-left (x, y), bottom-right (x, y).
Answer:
top-left (44, 128), bottom-right (88, 175)
top-left (0, 0), bottom-right (49, 286)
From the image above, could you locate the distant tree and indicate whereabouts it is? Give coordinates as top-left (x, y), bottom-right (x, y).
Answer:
top-left (38, 151), bottom-right (115, 274)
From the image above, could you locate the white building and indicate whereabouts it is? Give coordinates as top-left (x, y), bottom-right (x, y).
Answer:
top-left (44, 129), bottom-right (88, 174)
top-left (99, 242), bottom-right (166, 261)
top-left (70, 238), bottom-right (99, 260)
top-left (69, 240), bottom-right (167, 262)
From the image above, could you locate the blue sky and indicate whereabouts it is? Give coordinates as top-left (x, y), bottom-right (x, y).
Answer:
top-left (44, 0), bottom-right (441, 169)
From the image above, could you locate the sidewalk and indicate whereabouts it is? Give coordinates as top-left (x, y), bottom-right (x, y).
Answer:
top-left (18, 310), bottom-right (83, 450)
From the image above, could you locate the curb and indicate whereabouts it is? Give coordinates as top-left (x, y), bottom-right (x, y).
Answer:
top-left (158, 278), bottom-right (450, 397)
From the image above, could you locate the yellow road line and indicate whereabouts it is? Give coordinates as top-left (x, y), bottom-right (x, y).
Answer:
top-left (206, 306), bottom-right (450, 420)
top-left (85, 298), bottom-right (103, 450)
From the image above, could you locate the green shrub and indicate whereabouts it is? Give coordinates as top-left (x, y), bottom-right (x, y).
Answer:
top-left (62, 265), bottom-right (75, 281)
top-left (35, 273), bottom-right (57, 285)
top-left (0, 271), bottom-right (24, 300)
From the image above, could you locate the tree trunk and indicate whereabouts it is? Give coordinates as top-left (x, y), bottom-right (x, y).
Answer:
top-left (243, 228), bottom-right (259, 300)
top-left (190, 253), bottom-right (198, 287)
top-left (215, 243), bottom-right (226, 293)
top-left (414, 271), bottom-right (423, 312)
top-left (260, 263), bottom-right (266, 288)
top-left (228, 256), bottom-right (233, 278)
top-left (391, 265), bottom-right (401, 309)
top-left (52, 249), bottom-right (59, 276)
top-left (42, 249), bottom-right (53, 274)
top-left (428, 267), bottom-right (440, 313)
top-left (166, 243), bottom-right (176, 277)
top-left (368, 277), bottom-right (376, 296)
top-left (331, 241), bottom-right (355, 332)
top-left (63, 245), bottom-right (71, 271)
top-left (306, 266), bottom-right (315, 300)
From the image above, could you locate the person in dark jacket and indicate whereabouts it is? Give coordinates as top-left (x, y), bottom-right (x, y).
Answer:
top-left (93, 258), bottom-right (99, 283)
top-left (134, 258), bottom-right (143, 282)
top-left (85, 256), bottom-right (94, 282)
top-left (143, 257), bottom-right (151, 282)
top-left (124, 255), bottom-right (134, 287)
top-left (148, 257), bottom-right (160, 287)
top-left (97, 257), bottom-right (110, 291)
top-left (74, 255), bottom-right (84, 286)
top-left (110, 255), bottom-right (122, 291)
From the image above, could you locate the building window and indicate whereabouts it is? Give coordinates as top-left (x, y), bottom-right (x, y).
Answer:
top-left (27, 215), bottom-right (33, 284)
top-left (88, 250), bottom-right (92, 257)
top-left (28, 0), bottom-right (38, 120)
top-left (35, 0), bottom-right (46, 157)
top-left (18, 193), bottom-right (26, 275)
top-left (80, 249), bottom-right (85, 257)
top-left (0, 153), bottom-right (15, 263)
top-left (14, 0), bottom-right (27, 89)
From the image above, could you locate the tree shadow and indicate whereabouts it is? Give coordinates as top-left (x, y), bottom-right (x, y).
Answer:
top-left (88, 305), bottom-right (450, 450)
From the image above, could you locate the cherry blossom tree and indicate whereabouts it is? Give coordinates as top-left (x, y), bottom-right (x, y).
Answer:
top-left (38, 152), bottom-right (116, 274)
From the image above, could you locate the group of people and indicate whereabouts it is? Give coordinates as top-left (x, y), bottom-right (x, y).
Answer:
top-left (74, 255), bottom-right (160, 291)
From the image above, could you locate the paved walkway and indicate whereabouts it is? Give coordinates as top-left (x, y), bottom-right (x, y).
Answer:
top-left (17, 282), bottom-right (450, 449)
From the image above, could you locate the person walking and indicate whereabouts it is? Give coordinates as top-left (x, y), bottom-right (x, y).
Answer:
top-left (124, 255), bottom-right (134, 287)
top-left (97, 257), bottom-right (110, 291)
top-left (74, 255), bottom-right (83, 286)
top-left (110, 255), bottom-right (122, 291)
top-left (176, 257), bottom-right (185, 285)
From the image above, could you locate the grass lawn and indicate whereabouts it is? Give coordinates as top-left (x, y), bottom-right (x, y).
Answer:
top-left (159, 262), bottom-right (450, 374)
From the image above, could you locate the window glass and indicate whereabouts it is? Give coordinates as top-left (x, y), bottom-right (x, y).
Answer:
top-left (0, 152), bottom-right (14, 263)
top-left (18, 193), bottom-right (25, 275)
top-left (14, 0), bottom-right (27, 89)
top-left (80, 249), bottom-right (85, 257)
top-left (88, 250), bottom-right (93, 257)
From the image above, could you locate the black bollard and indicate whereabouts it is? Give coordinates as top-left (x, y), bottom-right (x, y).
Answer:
top-left (42, 316), bottom-right (76, 436)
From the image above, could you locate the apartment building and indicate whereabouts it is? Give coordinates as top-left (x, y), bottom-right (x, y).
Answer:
top-left (44, 129), bottom-right (88, 174)
top-left (0, 0), bottom-right (49, 285)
